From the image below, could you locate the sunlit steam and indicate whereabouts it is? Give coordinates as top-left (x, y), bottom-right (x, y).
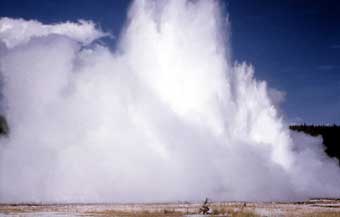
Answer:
top-left (0, 0), bottom-right (339, 203)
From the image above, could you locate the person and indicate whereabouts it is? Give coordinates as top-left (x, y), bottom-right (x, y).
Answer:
top-left (199, 198), bottom-right (210, 215)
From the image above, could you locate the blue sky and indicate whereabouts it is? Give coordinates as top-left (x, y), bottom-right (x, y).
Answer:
top-left (0, 0), bottom-right (339, 124)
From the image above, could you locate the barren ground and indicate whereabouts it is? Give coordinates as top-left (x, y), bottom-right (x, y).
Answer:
top-left (0, 199), bottom-right (339, 217)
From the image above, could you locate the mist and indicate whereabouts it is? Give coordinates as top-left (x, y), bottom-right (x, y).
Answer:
top-left (0, 0), bottom-right (339, 203)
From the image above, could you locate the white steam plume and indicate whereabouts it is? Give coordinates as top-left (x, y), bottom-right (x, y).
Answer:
top-left (0, 0), bottom-right (339, 203)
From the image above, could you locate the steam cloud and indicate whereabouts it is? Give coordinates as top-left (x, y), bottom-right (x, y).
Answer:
top-left (0, 0), bottom-right (339, 203)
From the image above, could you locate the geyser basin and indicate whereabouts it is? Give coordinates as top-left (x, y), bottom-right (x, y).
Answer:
top-left (0, 0), bottom-right (339, 203)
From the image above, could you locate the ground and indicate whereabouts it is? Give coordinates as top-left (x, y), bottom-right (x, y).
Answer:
top-left (0, 199), bottom-right (340, 217)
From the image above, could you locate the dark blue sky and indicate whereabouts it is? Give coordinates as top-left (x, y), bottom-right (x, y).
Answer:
top-left (1, 0), bottom-right (339, 124)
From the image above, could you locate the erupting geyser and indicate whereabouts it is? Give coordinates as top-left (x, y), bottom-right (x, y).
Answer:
top-left (0, 0), bottom-right (339, 203)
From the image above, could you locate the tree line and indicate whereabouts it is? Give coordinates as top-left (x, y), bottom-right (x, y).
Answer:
top-left (290, 124), bottom-right (340, 162)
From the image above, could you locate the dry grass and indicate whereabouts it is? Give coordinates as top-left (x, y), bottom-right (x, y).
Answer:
top-left (230, 212), bottom-right (260, 217)
top-left (300, 212), bottom-right (340, 217)
top-left (84, 209), bottom-right (262, 217)
top-left (208, 203), bottom-right (259, 217)
top-left (1, 200), bottom-right (339, 217)
top-left (0, 205), bottom-right (36, 214)
top-left (221, 210), bottom-right (260, 217)
top-left (85, 209), bottom-right (184, 217)
top-left (0, 206), bottom-right (26, 214)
